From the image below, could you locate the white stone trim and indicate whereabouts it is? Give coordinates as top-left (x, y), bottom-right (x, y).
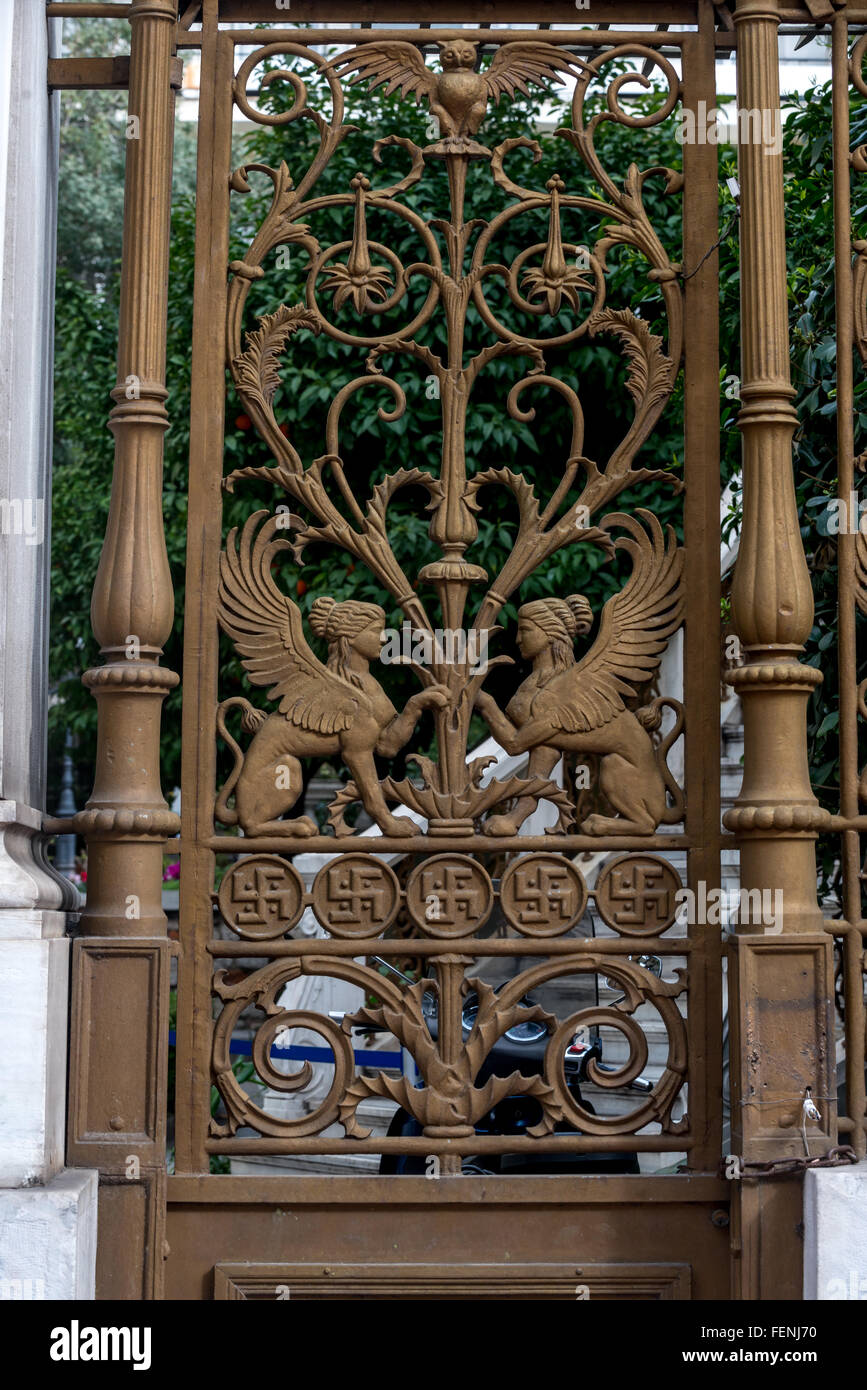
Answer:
top-left (804, 1162), bottom-right (867, 1301)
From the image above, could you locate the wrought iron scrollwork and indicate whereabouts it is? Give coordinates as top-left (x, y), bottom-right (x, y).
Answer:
top-left (216, 39), bottom-right (686, 839)
top-left (208, 37), bottom-right (693, 1156)
top-left (211, 948), bottom-right (687, 1142)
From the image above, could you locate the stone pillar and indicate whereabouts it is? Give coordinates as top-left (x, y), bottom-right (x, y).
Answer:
top-left (727, 0), bottom-right (835, 1300)
top-left (0, 1), bottom-right (97, 1302)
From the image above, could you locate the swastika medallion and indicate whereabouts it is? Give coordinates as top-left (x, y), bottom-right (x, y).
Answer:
top-left (405, 854), bottom-right (493, 938)
top-left (594, 854), bottom-right (681, 936)
top-left (499, 853), bottom-right (588, 936)
top-left (218, 855), bottom-right (305, 940)
top-left (311, 854), bottom-right (401, 937)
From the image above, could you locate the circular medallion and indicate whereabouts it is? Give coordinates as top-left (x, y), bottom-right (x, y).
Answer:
top-left (311, 854), bottom-right (401, 938)
top-left (218, 855), bottom-right (305, 940)
top-left (499, 853), bottom-right (588, 937)
top-left (405, 854), bottom-right (494, 938)
top-left (594, 854), bottom-right (681, 936)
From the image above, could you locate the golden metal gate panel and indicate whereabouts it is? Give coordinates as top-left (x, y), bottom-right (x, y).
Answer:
top-left (173, 10), bottom-right (720, 1189)
top-left (50, 0), bottom-right (867, 1301)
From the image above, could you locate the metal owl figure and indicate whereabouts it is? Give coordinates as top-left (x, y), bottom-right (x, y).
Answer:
top-left (328, 39), bottom-right (593, 147)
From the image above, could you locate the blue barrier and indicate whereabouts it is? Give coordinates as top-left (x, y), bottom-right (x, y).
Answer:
top-left (168, 1030), bottom-right (402, 1069)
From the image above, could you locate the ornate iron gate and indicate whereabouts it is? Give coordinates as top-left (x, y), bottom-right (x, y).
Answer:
top-left (50, 0), bottom-right (867, 1301)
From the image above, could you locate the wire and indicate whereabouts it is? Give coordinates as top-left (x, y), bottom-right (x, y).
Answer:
top-left (679, 209), bottom-right (740, 282)
top-left (737, 1095), bottom-right (838, 1105)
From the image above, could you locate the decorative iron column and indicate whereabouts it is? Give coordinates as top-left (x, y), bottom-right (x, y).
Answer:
top-left (63, 0), bottom-right (178, 1300)
top-left (727, 0), bottom-right (835, 1299)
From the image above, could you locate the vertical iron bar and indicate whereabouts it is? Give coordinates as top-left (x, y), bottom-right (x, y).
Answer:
top-left (175, 1), bottom-right (234, 1175)
top-left (832, 12), bottom-right (867, 1160)
top-left (681, 7), bottom-right (724, 1174)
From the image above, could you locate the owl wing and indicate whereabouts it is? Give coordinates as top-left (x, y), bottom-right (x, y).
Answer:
top-left (328, 41), bottom-right (438, 104)
top-left (484, 42), bottom-right (593, 104)
top-left (217, 510), bottom-right (363, 735)
top-left (532, 509), bottom-right (684, 734)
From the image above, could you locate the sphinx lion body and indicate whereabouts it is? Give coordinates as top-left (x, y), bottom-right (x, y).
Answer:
top-left (216, 684), bottom-right (443, 838)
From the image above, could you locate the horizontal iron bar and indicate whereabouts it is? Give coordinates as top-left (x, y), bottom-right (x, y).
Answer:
top-left (47, 55), bottom-right (183, 91)
top-left (829, 815), bottom-right (867, 832)
top-left (176, 34), bottom-right (717, 54)
top-left (48, 56), bottom-right (129, 90)
top-left (207, 1132), bottom-right (691, 1155)
top-left (167, 1172), bottom-right (726, 1202)
top-left (781, 5), bottom-right (867, 16)
top-left (823, 917), bottom-right (867, 936)
top-left (207, 936), bottom-right (691, 956)
top-left (47, 3), bottom-right (131, 14)
top-left (168, 1029), bottom-right (403, 1068)
top-left (206, 833), bottom-right (697, 853)
top-left (210, 27), bottom-right (696, 48)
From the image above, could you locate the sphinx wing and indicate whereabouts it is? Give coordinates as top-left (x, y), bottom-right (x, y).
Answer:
top-left (328, 42), bottom-right (437, 103)
top-left (484, 42), bottom-right (592, 103)
top-left (533, 509), bottom-right (684, 734)
top-left (217, 510), bottom-right (361, 734)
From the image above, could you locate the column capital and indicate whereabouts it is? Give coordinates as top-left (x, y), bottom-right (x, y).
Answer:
top-left (129, 0), bottom-right (179, 19)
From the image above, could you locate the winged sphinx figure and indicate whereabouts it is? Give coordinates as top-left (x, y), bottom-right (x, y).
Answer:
top-left (476, 511), bottom-right (685, 836)
top-left (215, 511), bottom-right (448, 838)
top-left (328, 38), bottom-right (592, 146)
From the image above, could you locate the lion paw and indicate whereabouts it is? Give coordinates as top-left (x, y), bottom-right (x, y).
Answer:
top-left (283, 816), bottom-right (318, 837)
top-left (483, 815), bottom-right (518, 837)
top-left (382, 815), bottom-right (422, 838)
